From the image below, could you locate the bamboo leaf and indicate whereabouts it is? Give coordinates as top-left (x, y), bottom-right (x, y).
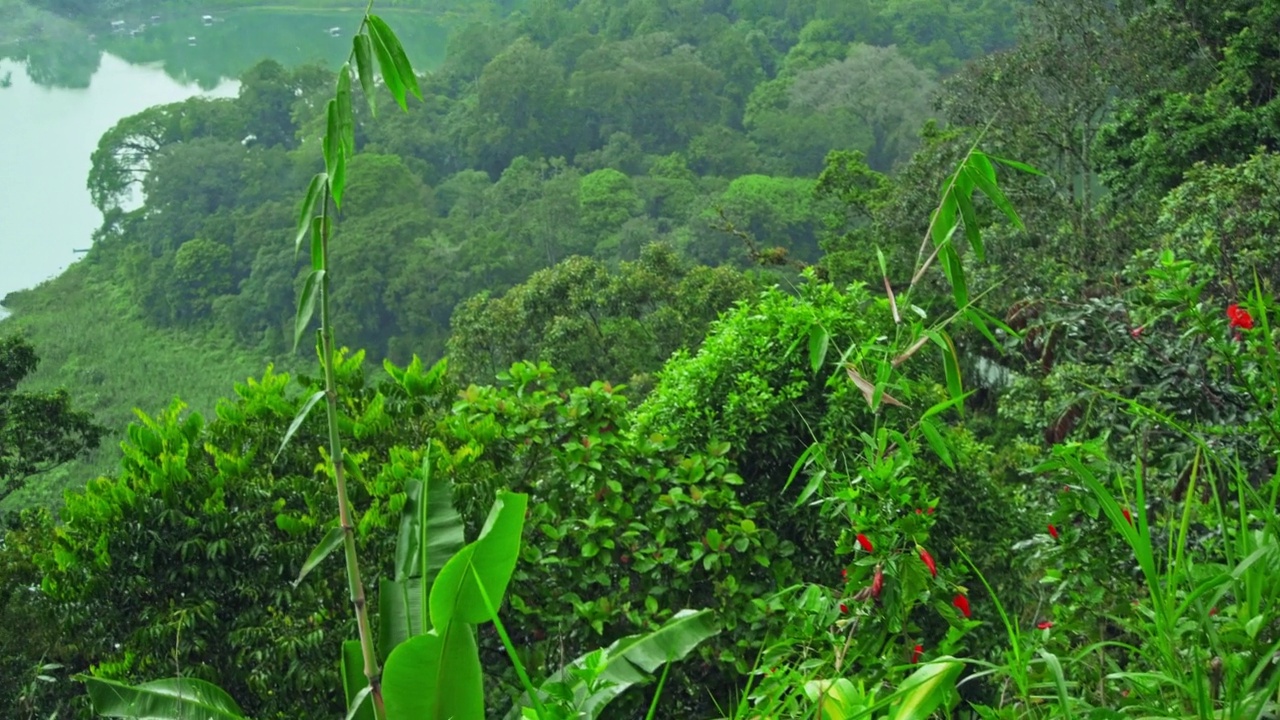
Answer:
top-left (964, 307), bottom-right (1000, 348)
top-left (931, 331), bottom-right (964, 414)
top-left (845, 364), bottom-right (907, 409)
top-left (930, 197), bottom-right (958, 248)
top-left (782, 442), bottom-right (820, 495)
top-left (331, 146), bottom-right (347, 209)
top-left (336, 63), bottom-right (355, 158)
top-left (991, 154), bottom-right (1045, 176)
top-left (275, 389), bottom-right (324, 460)
top-left (293, 269), bottom-right (324, 352)
top-left (368, 15), bottom-right (421, 103)
top-left (353, 33), bottom-right (377, 117)
top-left (919, 419), bottom-right (954, 471)
top-left (294, 172), bottom-right (326, 256)
top-left (323, 98), bottom-right (339, 175)
top-left (920, 391), bottom-right (974, 421)
top-left (939, 242), bottom-right (968, 309)
top-left (293, 525), bottom-right (344, 587)
top-left (79, 676), bottom-right (246, 720)
top-left (963, 164), bottom-right (1024, 231)
top-left (953, 187), bottom-right (984, 261)
top-left (366, 16), bottom-right (408, 109)
top-left (310, 229), bottom-right (324, 272)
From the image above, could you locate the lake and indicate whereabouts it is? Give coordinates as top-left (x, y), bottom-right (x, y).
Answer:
top-left (0, 7), bottom-right (450, 316)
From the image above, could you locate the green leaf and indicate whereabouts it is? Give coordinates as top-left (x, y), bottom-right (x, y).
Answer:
top-left (366, 16), bottom-right (408, 110)
top-left (293, 525), bottom-right (344, 587)
top-left (990, 154), bottom-right (1045, 176)
top-left (294, 172), bottom-right (326, 256)
top-left (379, 577), bottom-right (415, 656)
top-left (782, 441), bottom-right (820, 495)
top-left (331, 142), bottom-right (347, 210)
top-left (380, 460), bottom-right (466, 653)
top-left (293, 269), bottom-right (325, 352)
top-left (964, 307), bottom-right (999, 347)
top-left (504, 609), bottom-right (720, 720)
top-left (383, 626), bottom-right (485, 720)
top-left (341, 640), bottom-right (375, 720)
top-left (963, 163), bottom-right (1024, 231)
top-left (79, 676), bottom-right (246, 720)
top-left (931, 331), bottom-right (964, 414)
top-left (353, 33), bottom-right (377, 117)
top-left (336, 64), bottom-right (355, 158)
top-left (430, 492), bottom-right (528, 629)
top-left (310, 229), bottom-right (324, 272)
top-left (919, 419), bottom-right (954, 471)
top-left (275, 389), bottom-right (325, 460)
top-left (952, 187), bottom-right (984, 261)
top-left (888, 658), bottom-right (963, 720)
top-left (920, 391), bottom-right (974, 421)
top-left (368, 15), bottom-right (421, 104)
top-left (938, 241), bottom-right (968, 309)
top-left (344, 687), bottom-right (373, 720)
top-left (323, 98), bottom-right (339, 175)
top-left (803, 678), bottom-right (861, 720)
top-left (930, 197), bottom-right (958, 249)
top-left (1037, 649), bottom-right (1072, 720)
top-left (809, 324), bottom-right (830, 374)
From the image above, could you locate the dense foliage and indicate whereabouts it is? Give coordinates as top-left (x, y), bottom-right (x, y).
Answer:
top-left (9, 0), bottom-right (1280, 718)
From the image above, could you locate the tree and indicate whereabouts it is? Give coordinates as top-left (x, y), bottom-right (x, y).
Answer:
top-left (578, 168), bottom-right (642, 237)
top-left (0, 335), bottom-right (104, 503)
top-left (1096, 0), bottom-right (1280, 208)
top-left (447, 243), bottom-right (756, 386)
top-left (87, 97), bottom-right (243, 213)
top-left (172, 238), bottom-right (236, 324)
top-left (471, 38), bottom-right (572, 174)
top-left (789, 43), bottom-right (937, 170)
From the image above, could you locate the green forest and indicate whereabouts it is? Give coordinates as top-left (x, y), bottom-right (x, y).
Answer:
top-left (6, 0), bottom-right (1280, 717)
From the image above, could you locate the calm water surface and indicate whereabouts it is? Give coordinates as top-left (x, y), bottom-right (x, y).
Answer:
top-left (0, 8), bottom-right (449, 316)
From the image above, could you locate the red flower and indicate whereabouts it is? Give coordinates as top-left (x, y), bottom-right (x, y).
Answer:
top-left (871, 565), bottom-right (883, 599)
top-left (856, 534), bottom-right (874, 553)
top-left (1210, 607), bottom-right (1220, 617)
top-left (1048, 524), bottom-right (1059, 540)
top-left (840, 603), bottom-right (848, 614)
top-left (926, 507), bottom-right (935, 515)
top-left (953, 593), bottom-right (971, 618)
top-left (1228, 303), bottom-right (1255, 331)
top-left (840, 567), bottom-right (848, 580)
top-left (1122, 508), bottom-right (1133, 526)
top-left (919, 547), bottom-right (937, 577)
top-left (1130, 326), bottom-right (1145, 338)
top-left (915, 508), bottom-right (923, 514)
top-left (1037, 620), bottom-right (1054, 630)
top-left (910, 644), bottom-right (924, 664)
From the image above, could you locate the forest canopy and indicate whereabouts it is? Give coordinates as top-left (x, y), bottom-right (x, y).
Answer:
top-left (10, 0), bottom-right (1280, 718)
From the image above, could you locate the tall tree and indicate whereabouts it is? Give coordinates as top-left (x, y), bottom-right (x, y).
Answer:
top-left (789, 43), bottom-right (938, 170)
